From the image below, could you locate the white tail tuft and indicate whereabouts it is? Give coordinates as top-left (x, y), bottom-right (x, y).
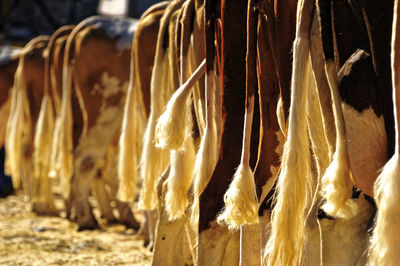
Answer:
top-left (155, 59), bottom-right (206, 150)
top-left (55, 61), bottom-right (74, 199)
top-left (320, 61), bottom-right (358, 220)
top-left (5, 59), bottom-right (32, 191)
top-left (117, 69), bottom-right (147, 202)
top-left (265, 34), bottom-right (313, 265)
top-left (218, 93), bottom-right (258, 230)
top-left (139, 53), bottom-right (171, 210)
top-left (217, 163), bottom-right (258, 229)
top-left (320, 152), bottom-right (358, 219)
top-left (191, 71), bottom-right (219, 226)
top-left (165, 137), bottom-right (195, 220)
top-left (32, 96), bottom-right (56, 208)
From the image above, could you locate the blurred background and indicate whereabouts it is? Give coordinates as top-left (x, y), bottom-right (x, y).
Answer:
top-left (0, 0), bottom-right (163, 45)
top-left (0, 0), bottom-right (163, 197)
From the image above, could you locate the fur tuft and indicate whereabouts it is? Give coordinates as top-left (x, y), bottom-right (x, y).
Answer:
top-left (5, 59), bottom-right (32, 192)
top-left (320, 153), bottom-right (358, 219)
top-left (165, 137), bottom-right (195, 220)
top-left (139, 53), bottom-right (171, 210)
top-left (190, 72), bottom-right (219, 226)
top-left (155, 59), bottom-right (206, 150)
top-left (265, 36), bottom-right (312, 265)
top-left (154, 89), bottom-right (192, 150)
top-left (218, 93), bottom-right (258, 230)
top-left (217, 164), bottom-right (258, 229)
top-left (369, 155), bottom-right (400, 265)
top-left (32, 96), bottom-right (57, 211)
top-left (320, 61), bottom-right (357, 220)
top-left (55, 62), bottom-right (74, 199)
top-left (117, 69), bottom-right (147, 202)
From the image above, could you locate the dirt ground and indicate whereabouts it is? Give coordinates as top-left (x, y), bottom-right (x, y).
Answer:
top-left (0, 193), bottom-right (152, 265)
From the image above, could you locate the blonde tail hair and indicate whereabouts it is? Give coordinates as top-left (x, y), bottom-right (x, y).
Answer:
top-left (32, 96), bottom-right (56, 204)
top-left (165, 137), bottom-right (195, 220)
top-left (139, 1), bottom-right (184, 209)
top-left (5, 60), bottom-right (29, 189)
top-left (191, 70), bottom-right (219, 227)
top-left (154, 59), bottom-right (205, 150)
top-left (320, 59), bottom-right (358, 219)
top-left (117, 34), bottom-right (147, 202)
top-left (265, 0), bottom-right (314, 264)
top-left (54, 40), bottom-right (75, 199)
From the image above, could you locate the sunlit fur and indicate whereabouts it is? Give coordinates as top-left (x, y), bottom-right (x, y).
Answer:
top-left (5, 62), bottom-right (26, 189)
top-left (265, 2), bottom-right (313, 261)
top-left (32, 96), bottom-right (57, 213)
top-left (140, 5), bottom-right (183, 210)
top-left (369, 155), bottom-right (400, 265)
top-left (54, 54), bottom-right (74, 199)
top-left (154, 74), bottom-right (193, 151)
top-left (165, 137), bottom-right (195, 220)
top-left (276, 97), bottom-right (286, 136)
top-left (191, 71), bottom-right (219, 227)
top-left (218, 95), bottom-right (258, 229)
top-left (154, 57), bottom-right (205, 151)
top-left (218, 164), bottom-right (258, 230)
top-left (139, 53), bottom-right (171, 209)
top-left (117, 41), bottom-right (146, 202)
top-left (5, 41), bottom-right (37, 194)
top-left (320, 61), bottom-right (358, 219)
top-left (369, 1), bottom-right (400, 264)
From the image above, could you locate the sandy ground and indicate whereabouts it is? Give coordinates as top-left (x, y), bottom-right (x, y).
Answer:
top-left (0, 193), bottom-right (152, 265)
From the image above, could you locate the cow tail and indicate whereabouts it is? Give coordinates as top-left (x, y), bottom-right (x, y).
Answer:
top-left (139, 52), bottom-right (169, 210)
top-left (165, 138), bottom-right (195, 220)
top-left (369, 0), bottom-right (400, 264)
top-left (5, 58), bottom-right (25, 189)
top-left (32, 96), bottom-right (56, 205)
top-left (32, 39), bottom-right (58, 209)
top-left (217, 95), bottom-right (258, 229)
top-left (117, 30), bottom-right (145, 202)
top-left (56, 43), bottom-right (74, 200)
top-left (139, 1), bottom-right (183, 210)
top-left (164, 2), bottom-right (202, 220)
top-left (313, 0), bottom-right (357, 220)
top-left (191, 69), bottom-right (219, 227)
top-left (217, 0), bottom-right (258, 229)
top-left (319, 58), bottom-right (358, 219)
top-left (265, 0), bottom-right (314, 264)
top-left (155, 3), bottom-right (196, 151)
top-left (155, 60), bottom-right (205, 151)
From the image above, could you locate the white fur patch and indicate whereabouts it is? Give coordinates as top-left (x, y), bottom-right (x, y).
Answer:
top-left (342, 103), bottom-right (387, 195)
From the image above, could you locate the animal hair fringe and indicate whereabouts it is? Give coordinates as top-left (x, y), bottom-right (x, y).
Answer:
top-left (265, 37), bottom-right (312, 266)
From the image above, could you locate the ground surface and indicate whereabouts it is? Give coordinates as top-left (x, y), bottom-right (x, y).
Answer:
top-left (0, 193), bottom-right (152, 265)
